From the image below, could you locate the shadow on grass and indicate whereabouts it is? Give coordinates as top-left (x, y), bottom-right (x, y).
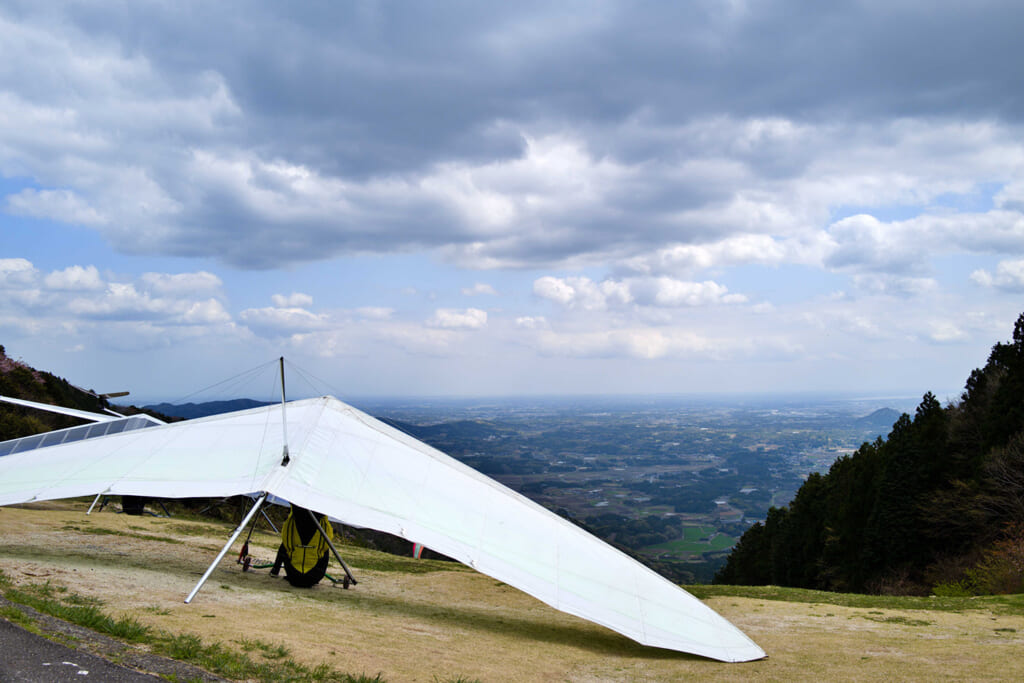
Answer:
top-left (257, 577), bottom-right (709, 662)
top-left (2, 519), bottom-right (725, 665)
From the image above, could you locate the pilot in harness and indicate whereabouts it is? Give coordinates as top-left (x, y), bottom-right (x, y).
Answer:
top-left (270, 505), bottom-right (333, 587)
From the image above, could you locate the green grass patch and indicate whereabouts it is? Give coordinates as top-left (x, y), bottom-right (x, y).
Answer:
top-left (642, 526), bottom-right (736, 556)
top-left (686, 584), bottom-right (1024, 615)
top-left (4, 583), bottom-right (151, 641)
top-left (236, 637), bottom-right (291, 660)
top-left (0, 603), bottom-right (39, 631)
top-left (61, 524), bottom-right (185, 545)
top-left (153, 634), bottom-right (383, 682)
top-left (1, 575), bottom-right (386, 682)
top-left (62, 524), bottom-right (120, 536)
top-left (864, 615), bottom-right (933, 627)
top-left (345, 549), bottom-right (463, 575)
top-left (166, 523), bottom-right (220, 537)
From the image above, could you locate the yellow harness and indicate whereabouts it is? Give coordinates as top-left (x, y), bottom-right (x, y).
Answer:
top-left (281, 511), bottom-right (332, 574)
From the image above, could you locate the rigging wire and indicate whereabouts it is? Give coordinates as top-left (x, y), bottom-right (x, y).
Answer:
top-left (164, 359), bottom-right (280, 406)
top-left (283, 358), bottom-right (341, 400)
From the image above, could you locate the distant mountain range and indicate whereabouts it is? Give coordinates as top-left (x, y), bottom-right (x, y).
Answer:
top-left (143, 399), bottom-right (273, 420)
top-left (142, 401), bottom-right (504, 446)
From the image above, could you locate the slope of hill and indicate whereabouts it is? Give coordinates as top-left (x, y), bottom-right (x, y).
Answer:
top-left (0, 345), bottom-right (111, 440)
top-left (1, 500), bottom-right (1023, 681)
top-left (718, 312), bottom-right (1024, 595)
top-left (855, 407), bottom-right (902, 430)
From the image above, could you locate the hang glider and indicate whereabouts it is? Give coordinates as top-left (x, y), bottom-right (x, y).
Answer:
top-left (0, 394), bottom-right (765, 662)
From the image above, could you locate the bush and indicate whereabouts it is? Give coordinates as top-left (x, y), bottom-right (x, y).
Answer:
top-left (932, 580), bottom-right (976, 597)
top-left (967, 524), bottom-right (1024, 595)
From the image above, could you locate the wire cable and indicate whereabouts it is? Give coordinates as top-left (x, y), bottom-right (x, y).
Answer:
top-left (283, 358), bottom-right (341, 399)
top-left (165, 359), bottom-right (280, 406)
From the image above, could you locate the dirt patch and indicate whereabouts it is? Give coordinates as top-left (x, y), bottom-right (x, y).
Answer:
top-left (2, 501), bottom-right (1024, 681)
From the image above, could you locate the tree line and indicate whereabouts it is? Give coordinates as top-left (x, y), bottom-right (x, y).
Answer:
top-left (0, 344), bottom-right (111, 441)
top-left (715, 313), bottom-right (1024, 595)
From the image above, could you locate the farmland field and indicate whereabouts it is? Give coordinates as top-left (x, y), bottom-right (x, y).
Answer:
top-left (642, 526), bottom-right (737, 558)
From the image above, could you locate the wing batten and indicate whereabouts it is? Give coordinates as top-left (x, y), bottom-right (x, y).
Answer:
top-left (0, 415), bottom-right (162, 458)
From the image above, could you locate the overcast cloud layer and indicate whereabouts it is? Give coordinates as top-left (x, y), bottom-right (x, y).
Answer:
top-left (1, 1), bottom-right (1022, 399)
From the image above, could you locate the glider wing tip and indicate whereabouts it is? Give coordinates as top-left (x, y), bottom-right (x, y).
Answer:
top-left (727, 644), bottom-right (767, 663)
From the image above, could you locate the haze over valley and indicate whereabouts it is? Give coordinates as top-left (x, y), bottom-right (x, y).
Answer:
top-left (152, 392), bottom-right (917, 582)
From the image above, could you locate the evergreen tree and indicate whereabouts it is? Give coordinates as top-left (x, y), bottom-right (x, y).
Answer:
top-left (718, 312), bottom-right (1024, 595)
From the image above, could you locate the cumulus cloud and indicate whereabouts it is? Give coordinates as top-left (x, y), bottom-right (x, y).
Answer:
top-left (1, 3), bottom-right (1021, 278)
top-left (534, 275), bottom-right (745, 310)
top-left (67, 283), bottom-right (231, 325)
top-left (0, 259), bottom-right (238, 351)
top-left (972, 259), bottom-right (1024, 292)
top-left (238, 306), bottom-right (326, 335)
top-left (461, 283), bottom-right (498, 296)
top-left (533, 328), bottom-right (714, 360)
top-left (515, 315), bottom-right (547, 329)
top-left (2, 3), bottom-right (1024, 393)
top-left (826, 214), bottom-right (923, 274)
top-left (632, 278), bottom-right (747, 307)
top-left (621, 234), bottom-right (797, 277)
top-left (43, 265), bottom-right (105, 291)
top-left (0, 258), bottom-right (38, 288)
top-left (291, 316), bottom-right (486, 359)
top-left (6, 188), bottom-right (107, 226)
top-left (180, 299), bottom-right (232, 325)
top-left (139, 271), bottom-right (223, 296)
top-left (928, 321), bottom-right (969, 344)
top-left (821, 208), bottom-right (1024, 284)
top-left (427, 308), bottom-right (488, 330)
top-left (534, 276), bottom-right (632, 311)
top-left (271, 292), bottom-right (314, 308)
top-left (995, 181), bottom-right (1024, 212)
top-left (851, 274), bottom-right (939, 298)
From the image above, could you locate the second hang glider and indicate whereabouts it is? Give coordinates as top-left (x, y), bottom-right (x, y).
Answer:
top-left (0, 394), bottom-right (765, 663)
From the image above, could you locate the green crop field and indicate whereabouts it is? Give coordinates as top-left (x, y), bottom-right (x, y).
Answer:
top-left (642, 526), bottom-right (737, 556)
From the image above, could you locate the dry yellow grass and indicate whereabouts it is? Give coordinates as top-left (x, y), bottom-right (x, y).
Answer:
top-left (2, 501), bottom-right (1023, 681)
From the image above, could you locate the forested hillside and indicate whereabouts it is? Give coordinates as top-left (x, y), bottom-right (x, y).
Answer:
top-left (716, 313), bottom-right (1024, 595)
top-left (0, 344), bottom-right (110, 440)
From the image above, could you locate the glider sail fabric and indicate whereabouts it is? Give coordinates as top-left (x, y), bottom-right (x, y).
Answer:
top-left (0, 397), bottom-right (765, 662)
top-left (0, 415), bottom-right (164, 457)
top-left (0, 403), bottom-right (288, 502)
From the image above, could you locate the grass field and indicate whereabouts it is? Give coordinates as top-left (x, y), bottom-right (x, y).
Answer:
top-left (642, 525), bottom-right (737, 557)
top-left (3, 502), bottom-right (1024, 681)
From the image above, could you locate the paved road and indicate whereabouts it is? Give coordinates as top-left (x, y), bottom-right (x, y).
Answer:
top-left (0, 618), bottom-right (163, 682)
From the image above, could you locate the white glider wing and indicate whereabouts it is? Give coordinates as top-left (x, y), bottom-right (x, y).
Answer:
top-left (0, 395), bottom-right (165, 458)
top-left (0, 396), bottom-right (765, 662)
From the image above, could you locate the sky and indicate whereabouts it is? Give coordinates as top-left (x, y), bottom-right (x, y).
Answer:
top-left (1, 1), bottom-right (1023, 402)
